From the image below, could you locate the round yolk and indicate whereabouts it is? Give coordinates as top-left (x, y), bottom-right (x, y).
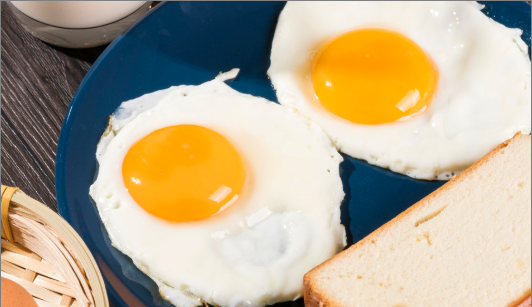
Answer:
top-left (312, 28), bottom-right (438, 125)
top-left (122, 125), bottom-right (245, 222)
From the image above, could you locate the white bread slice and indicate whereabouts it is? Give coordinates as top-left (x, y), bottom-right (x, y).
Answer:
top-left (304, 133), bottom-right (531, 307)
top-left (517, 297), bottom-right (531, 307)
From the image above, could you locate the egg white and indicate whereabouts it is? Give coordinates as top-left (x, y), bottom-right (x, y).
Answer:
top-left (90, 79), bottom-right (346, 307)
top-left (268, 1), bottom-right (531, 180)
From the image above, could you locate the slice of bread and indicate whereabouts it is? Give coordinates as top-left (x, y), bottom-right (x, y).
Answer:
top-left (517, 297), bottom-right (531, 307)
top-left (304, 133), bottom-right (531, 307)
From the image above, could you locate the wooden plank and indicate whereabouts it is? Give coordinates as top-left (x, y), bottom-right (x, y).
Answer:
top-left (0, 2), bottom-right (105, 211)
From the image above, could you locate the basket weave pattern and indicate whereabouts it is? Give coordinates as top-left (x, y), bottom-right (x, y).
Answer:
top-left (1, 185), bottom-right (107, 307)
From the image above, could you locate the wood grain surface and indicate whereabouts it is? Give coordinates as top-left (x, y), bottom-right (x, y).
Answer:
top-left (1, 2), bottom-right (106, 210)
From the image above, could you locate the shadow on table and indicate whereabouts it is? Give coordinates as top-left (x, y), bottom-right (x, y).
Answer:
top-left (46, 43), bottom-right (109, 65)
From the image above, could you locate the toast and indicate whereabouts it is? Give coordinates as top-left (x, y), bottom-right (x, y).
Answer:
top-left (304, 133), bottom-right (531, 307)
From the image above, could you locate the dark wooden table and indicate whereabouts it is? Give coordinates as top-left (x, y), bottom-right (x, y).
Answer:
top-left (1, 3), bottom-right (110, 211)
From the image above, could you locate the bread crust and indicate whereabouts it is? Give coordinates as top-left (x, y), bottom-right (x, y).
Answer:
top-left (304, 133), bottom-right (531, 307)
top-left (512, 292), bottom-right (531, 307)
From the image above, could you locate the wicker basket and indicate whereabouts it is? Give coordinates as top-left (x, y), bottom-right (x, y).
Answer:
top-left (1, 185), bottom-right (108, 307)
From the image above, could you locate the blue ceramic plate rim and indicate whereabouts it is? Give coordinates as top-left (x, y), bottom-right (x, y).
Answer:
top-left (55, 4), bottom-right (167, 306)
top-left (56, 3), bottom-right (167, 218)
top-left (56, 2), bottom-right (531, 307)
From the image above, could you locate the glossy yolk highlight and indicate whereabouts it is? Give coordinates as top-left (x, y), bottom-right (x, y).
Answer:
top-left (122, 125), bottom-right (245, 222)
top-left (312, 28), bottom-right (438, 125)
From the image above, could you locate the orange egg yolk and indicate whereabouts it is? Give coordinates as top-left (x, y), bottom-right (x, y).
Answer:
top-left (122, 125), bottom-right (245, 222)
top-left (312, 28), bottom-right (438, 125)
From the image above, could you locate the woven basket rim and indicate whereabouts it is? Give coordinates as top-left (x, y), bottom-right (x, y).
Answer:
top-left (1, 186), bottom-right (108, 307)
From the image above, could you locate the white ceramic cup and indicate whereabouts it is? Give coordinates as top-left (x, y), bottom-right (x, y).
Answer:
top-left (8, 1), bottom-right (152, 48)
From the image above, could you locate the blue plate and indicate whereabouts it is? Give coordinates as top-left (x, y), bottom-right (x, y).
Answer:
top-left (56, 2), bottom-right (531, 307)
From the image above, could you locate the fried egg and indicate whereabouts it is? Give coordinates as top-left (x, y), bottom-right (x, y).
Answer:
top-left (268, 1), bottom-right (531, 180)
top-left (90, 77), bottom-right (346, 307)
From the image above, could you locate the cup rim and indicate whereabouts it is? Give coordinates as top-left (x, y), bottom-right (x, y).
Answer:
top-left (7, 1), bottom-right (149, 30)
